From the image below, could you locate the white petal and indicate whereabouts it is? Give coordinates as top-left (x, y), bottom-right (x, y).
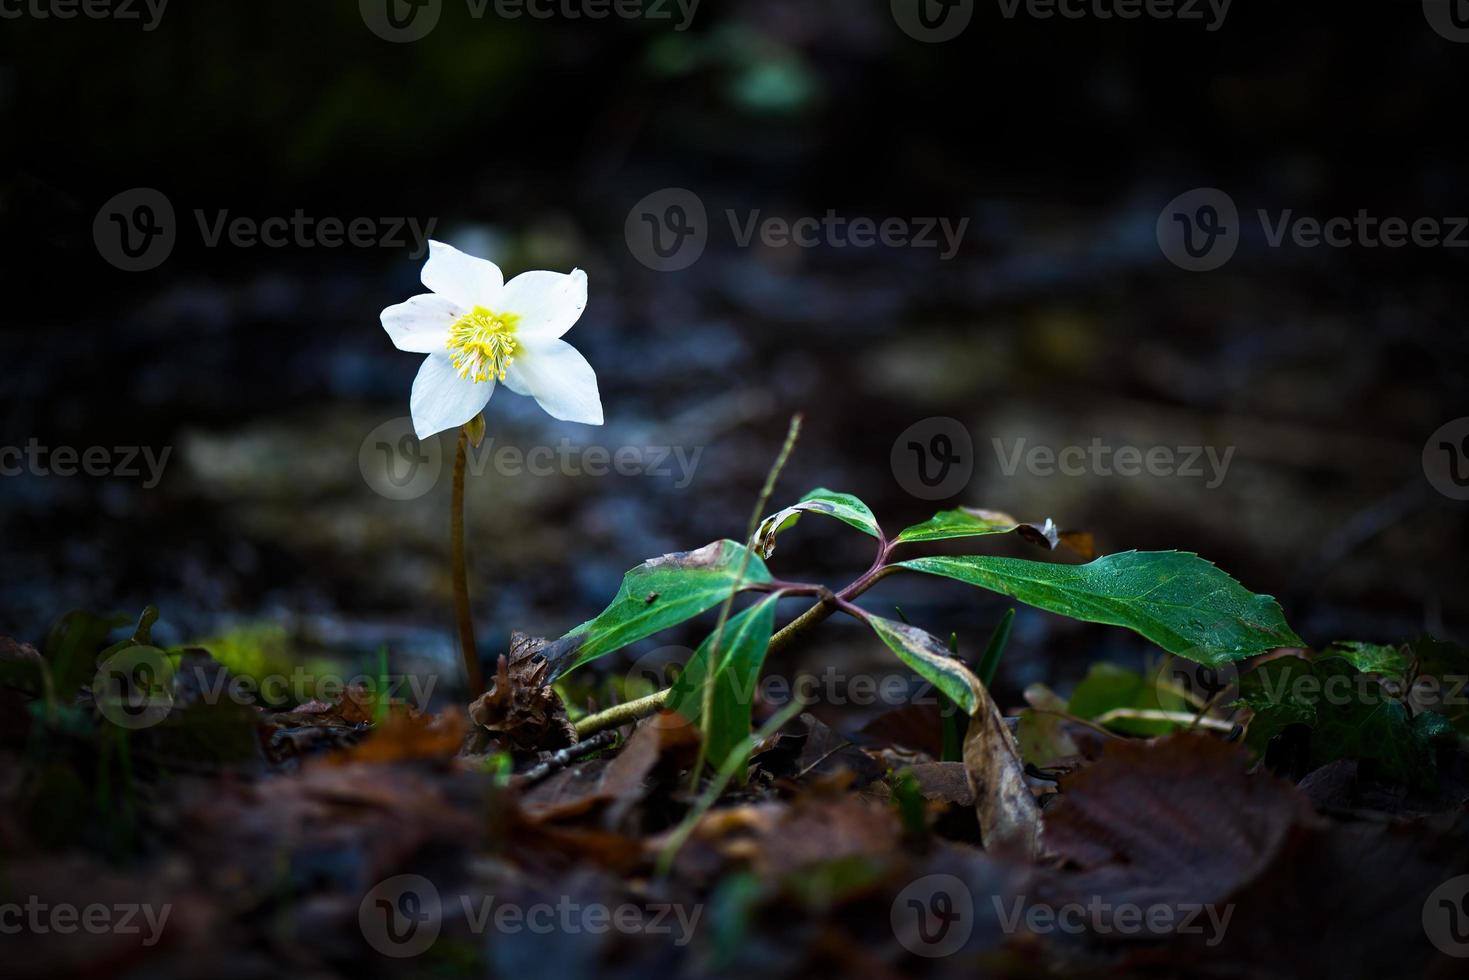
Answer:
top-left (421, 241), bottom-right (505, 310)
top-left (381, 293), bottom-right (459, 353)
top-left (500, 268), bottom-right (588, 341)
top-left (504, 339), bottom-right (603, 425)
top-left (410, 353), bottom-right (494, 439)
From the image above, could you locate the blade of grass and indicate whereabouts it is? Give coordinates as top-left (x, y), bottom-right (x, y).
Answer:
top-left (690, 415), bottom-right (803, 787)
top-left (977, 608), bottom-right (1016, 690)
top-left (660, 698), bottom-right (806, 876)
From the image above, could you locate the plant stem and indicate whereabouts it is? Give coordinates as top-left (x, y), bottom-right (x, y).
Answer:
top-left (692, 414), bottom-right (803, 785)
top-left (574, 689), bottom-right (670, 738)
top-left (451, 429), bottom-right (482, 694)
top-left (572, 564), bottom-right (902, 738)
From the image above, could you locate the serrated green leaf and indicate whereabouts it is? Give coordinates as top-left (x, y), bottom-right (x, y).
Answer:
top-left (666, 594), bottom-right (781, 780)
top-left (865, 615), bottom-right (980, 714)
top-left (753, 489), bottom-right (879, 558)
top-left (557, 541), bottom-right (772, 672)
top-left (898, 551), bottom-right (1303, 666)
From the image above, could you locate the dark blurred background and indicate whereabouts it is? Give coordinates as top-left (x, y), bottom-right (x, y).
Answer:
top-left (1, 0), bottom-right (1466, 712)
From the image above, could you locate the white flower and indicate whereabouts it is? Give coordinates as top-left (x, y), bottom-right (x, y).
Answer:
top-left (381, 241), bottom-right (604, 438)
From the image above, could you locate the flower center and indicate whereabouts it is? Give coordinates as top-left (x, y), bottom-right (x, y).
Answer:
top-left (446, 306), bottom-right (521, 384)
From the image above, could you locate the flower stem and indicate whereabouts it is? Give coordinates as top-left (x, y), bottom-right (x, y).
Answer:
top-left (451, 429), bottom-right (482, 694)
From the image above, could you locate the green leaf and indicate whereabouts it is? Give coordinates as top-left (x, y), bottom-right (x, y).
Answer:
top-left (666, 594), bottom-right (781, 780)
top-left (43, 609), bottom-right (132, 702)
top-left (1404, 636), bottom-right (1469, 732)
top-left (977, 608), bottom-right (1016, 689)
top-left (1321, 640), bottom-right (1410, 677)
top-left (863, 613), bottom-right (1039, 856)
top-left (1237, 656), bottom-right (1450, 790)
top-left (865, 615), bottom-right (980, 714)
top-left (1067, 662), bottom-right (1185, 737)
top-left (753, 489), bottom-right (879, 558)
top-left (898, 551), bottom-right (1303, 666)
top-left (557, 541), bottom-right (772, 672)
top-left (894, 507), bottom-right (1030, 545)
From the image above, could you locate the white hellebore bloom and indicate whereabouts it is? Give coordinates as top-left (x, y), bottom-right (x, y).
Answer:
top-left (381, 241), bottom-right (604, 439)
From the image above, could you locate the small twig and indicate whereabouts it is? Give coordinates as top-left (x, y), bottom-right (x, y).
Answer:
top-left (515, 730), bottom-right (619, 787)
top-left (1092, 708), bottom-right (1236, 733)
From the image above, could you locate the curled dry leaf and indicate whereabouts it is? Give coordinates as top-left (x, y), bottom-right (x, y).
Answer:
top-left (963, 676), bottom-right (1043, 860)
top-left (468, 632), bottom-right (578, 752)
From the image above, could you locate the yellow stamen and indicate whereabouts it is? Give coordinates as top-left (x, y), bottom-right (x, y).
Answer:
top-left (446, 306), bottom-right (520, 384)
